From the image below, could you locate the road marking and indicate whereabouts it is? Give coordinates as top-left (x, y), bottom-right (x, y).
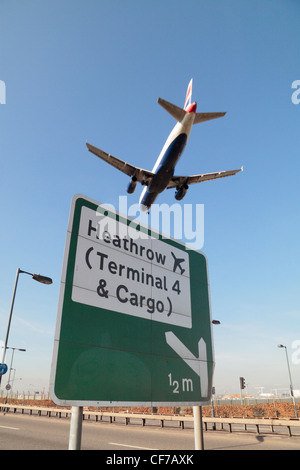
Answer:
top-left (0, 425), bottom-right (20, 430)
top-left (109, 442), bottom-right (158, 450)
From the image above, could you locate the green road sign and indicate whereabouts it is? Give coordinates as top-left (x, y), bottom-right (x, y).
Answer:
top-left (50, 195), bottom-right (214, 406)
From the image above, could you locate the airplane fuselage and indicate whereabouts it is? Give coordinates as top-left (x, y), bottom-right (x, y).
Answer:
top-left (139, 104), bottom-right (196, 211)
top-left (86, 79), bottom-right (241, 207)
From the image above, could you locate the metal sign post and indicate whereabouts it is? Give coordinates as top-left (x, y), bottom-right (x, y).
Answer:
top-left (68, 406), bottom-right (83, 450)
top-left (193, 405), bottom-right (204, 450)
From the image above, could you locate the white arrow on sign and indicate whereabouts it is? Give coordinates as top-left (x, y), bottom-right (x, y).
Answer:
top-left (165, 331), bottom-right (208, 397)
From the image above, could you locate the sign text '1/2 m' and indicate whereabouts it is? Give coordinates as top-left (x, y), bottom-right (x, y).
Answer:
top-left (168, 373), bottom-right (193, 393)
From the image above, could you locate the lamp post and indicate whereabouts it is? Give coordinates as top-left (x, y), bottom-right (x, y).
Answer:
top-left (4, 347), bottom-right (26, 403)
top-left (277, 344), bottom-right (298, 418)
top-left (0, 268), bottom-right (52, 386)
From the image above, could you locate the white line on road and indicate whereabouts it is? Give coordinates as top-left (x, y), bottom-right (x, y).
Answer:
top-left (0, 425), bottom-right (20, 430)
top-left (109, 442), bottom-right (158, 450)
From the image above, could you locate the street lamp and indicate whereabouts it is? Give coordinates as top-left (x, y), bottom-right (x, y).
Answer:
top-left (0, 268), bottom-right (53, 386)
top-left (4, 347), bottom-right (26, 403)
top-left (277, 344), bottom-right (298, 418)
top-left (22, 270), bottom-right (53, 285)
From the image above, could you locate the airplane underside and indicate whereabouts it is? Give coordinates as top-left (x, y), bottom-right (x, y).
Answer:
top-left (86, 79), bottom-right (242, 211)
top-left (140, 133), bottom-right (188, 210)
top-left (139, 190), bottom-right (158, 211)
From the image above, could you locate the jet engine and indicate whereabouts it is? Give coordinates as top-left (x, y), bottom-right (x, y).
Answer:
top-left (175, 184), bottom-right (189, 201)
top-left (126, 176), bottom-right (137, 194)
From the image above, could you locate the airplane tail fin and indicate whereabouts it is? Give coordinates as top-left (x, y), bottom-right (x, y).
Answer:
top-left (157, 78), bottom-right (194, 123)
top-left (158, 78), bottom-right (226, 124)
top-left (184, 78), bottom-right (193, 110)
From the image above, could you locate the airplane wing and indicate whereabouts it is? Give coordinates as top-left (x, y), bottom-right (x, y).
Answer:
top-left (86, 143), bottom-right (154, 185)
top-left (167, 167), bottom-right (243, 189)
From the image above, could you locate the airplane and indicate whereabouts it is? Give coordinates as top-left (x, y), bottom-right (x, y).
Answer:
top-left (171, 252), bottom-right (186, 276)
top-left (86, 79), bottom-right (243, 211)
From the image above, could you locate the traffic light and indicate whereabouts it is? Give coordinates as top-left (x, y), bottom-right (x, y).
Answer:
top-left (239, 377), bottom-right (246, 390)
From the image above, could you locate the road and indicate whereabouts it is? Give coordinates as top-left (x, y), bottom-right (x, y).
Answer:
top-left (0, 412), bottom-right (299, 451)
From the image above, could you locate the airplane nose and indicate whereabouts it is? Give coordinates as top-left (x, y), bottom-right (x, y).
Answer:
top-left (140, 203), bottom-right (149, 212)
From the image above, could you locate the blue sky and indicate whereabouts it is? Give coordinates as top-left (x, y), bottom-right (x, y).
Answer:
top-left (0, 0), bottom-right (299, 397)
